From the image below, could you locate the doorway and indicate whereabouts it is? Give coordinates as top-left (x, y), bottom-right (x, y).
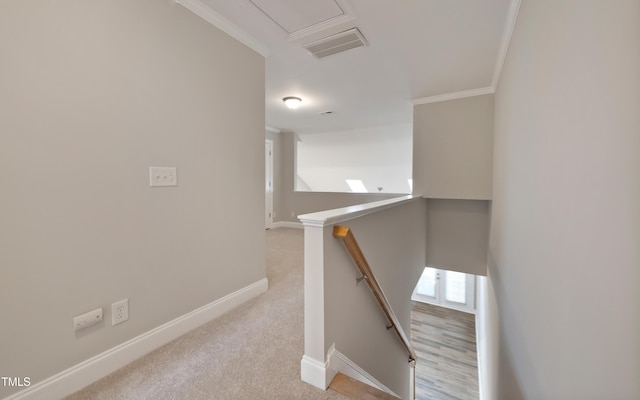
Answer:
top-left (412, 266), bottom-right (476, 314)
top-left (265, 140), bottom-right (273, 229)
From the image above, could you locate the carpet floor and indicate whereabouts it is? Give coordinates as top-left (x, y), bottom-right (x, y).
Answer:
top-left (65, 228), bottom-right (348, 400)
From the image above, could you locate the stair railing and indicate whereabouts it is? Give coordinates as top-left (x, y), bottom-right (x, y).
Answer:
top-left (333, 225), bottom-right (417, 368)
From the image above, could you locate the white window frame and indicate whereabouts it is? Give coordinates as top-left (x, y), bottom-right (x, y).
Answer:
top-left (412, 266), bottom-right (476, 314)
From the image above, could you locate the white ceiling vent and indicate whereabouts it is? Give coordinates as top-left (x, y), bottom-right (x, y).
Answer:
top-left (304, 28), bottom-right (368, 59)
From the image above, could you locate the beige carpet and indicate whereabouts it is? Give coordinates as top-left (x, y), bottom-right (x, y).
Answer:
top-left (66, 228), bottom-right (348, 400)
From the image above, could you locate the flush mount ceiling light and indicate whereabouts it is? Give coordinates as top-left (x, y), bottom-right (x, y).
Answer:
top-left (283, 96), bottom-right (302, 109)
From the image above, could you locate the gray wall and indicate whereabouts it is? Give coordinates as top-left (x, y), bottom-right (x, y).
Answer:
top-left (426, 199), bottom-right (489, 276)
top-left (0, 1), bottom-right (265, 397)
top-left (277, 131), bottom-right (401, 222)
top-left (296, 125), bottom-right (413, 194)
top-left (488, 1), bottom-right (640, 398)
top-left (413, 94), bottom-right (493, 200)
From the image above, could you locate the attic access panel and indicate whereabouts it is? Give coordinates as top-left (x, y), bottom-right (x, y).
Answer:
top-left (250, 0), bottom-right (345, 34)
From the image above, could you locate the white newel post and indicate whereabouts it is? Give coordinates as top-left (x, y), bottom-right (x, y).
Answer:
top-left (299, 221), bottom-right (332, 389)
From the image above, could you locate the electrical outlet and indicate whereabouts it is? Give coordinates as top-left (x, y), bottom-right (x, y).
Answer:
top-left (290, 211), bottom-right (295, 217)
top-left (112, 299), bottom-right (129, 326)
top-left (73, 308), bottom-right (103, 332)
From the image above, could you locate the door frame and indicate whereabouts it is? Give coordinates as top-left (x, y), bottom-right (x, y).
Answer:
top-left (412, 266), bottom-right (476, 314)
top-left (265, 139), bottom-right (274, 229)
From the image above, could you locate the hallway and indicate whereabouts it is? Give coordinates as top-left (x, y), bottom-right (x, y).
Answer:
top-left (411, 302), bottom-right (479, 400)
top-left (65, 228), bottom-right (348, 400)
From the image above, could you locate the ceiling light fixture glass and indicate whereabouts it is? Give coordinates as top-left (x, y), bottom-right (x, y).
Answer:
top-left (283, 96), bottom-right (302, 109)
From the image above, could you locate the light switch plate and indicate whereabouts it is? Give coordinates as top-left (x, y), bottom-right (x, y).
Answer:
top-left (149, 167), bottom-right (177, 187)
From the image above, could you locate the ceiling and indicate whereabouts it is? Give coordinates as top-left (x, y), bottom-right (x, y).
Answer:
top-left (178, 0), bottom-right (515, 135)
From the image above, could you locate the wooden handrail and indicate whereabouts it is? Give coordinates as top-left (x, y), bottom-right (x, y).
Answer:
top-left (333, 225), bottom-right (418, 365)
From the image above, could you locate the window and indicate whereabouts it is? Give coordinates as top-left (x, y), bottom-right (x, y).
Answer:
top-left (444, 270), bottom-right (467, 304)
top-left (345, 179), bottom-right (368, 193)
top-left (412, 267), bottom-right (476, 313)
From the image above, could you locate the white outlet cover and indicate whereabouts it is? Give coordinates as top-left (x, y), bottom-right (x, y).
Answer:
top-left (73, 308), bottom-right (103, 332)
top-left (112, 299), bottom-right (129, 326)
top-left (149, 167), bottom-right (177, 187)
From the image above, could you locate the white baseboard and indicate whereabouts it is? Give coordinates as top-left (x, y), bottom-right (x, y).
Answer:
top-left (4, 278), bottom-right (269, 400)
top-left (301, 344), bottom-right (400, 397)
top-left (270, 221), bottom-right (303, 229)
top-left (327, 346), bottom-right (400, 398)
top-left (300, 355), bottom-right (332, 390)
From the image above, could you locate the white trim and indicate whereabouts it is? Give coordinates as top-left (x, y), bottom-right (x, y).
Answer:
top-left (265, 125), bottom-right (281, 133)
top-left (411, 267), bottom-right (477, 314)
top-left (265, 139), bottom-right (274, 229)
top-left (300, 355), bottom-right (332, 390)
top-left (325, 343), bottom-right (340, 385)
top-left (476, 276), bottom-right (489, 400)
top-left (271, 221), bottom-right (304, 229)
top-left (411, 87), bottom-right (494, 106)
top-left (289, 14), bottom-right (356, 42)
top-left (491, 0), bottom-right (523, 89)
top-left (328, 347), bottom-right (401, 398)
top-left (288, 0), bottom-right (357, 42)
top-left (410, 0), bottom-right (522, 104)
top-left (301, 225), bottom-right (328, 390)
top-left (4, 278), bottom-right (269, 400)
top-left (298, 195), bottom-right (420, 227)
top-left (175, 0), bottom-right (271, 57)
top-left (410, 360), bottom-right (415, 400)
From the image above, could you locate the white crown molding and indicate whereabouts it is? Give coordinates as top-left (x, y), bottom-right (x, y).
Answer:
top-left (412, 0), bottom-right (522, 105)
top-left (265, 125), bottom-right (281, 133)
top-left (491, 0), bottom-right (523, 89)
top-left (411, 87), bottom-right (494, 106)
top-left (175, 0), bottom-right (270, 57)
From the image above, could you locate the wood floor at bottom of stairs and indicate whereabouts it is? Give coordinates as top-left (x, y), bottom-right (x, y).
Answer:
top-left (329, 373), bottom-right (401, 400)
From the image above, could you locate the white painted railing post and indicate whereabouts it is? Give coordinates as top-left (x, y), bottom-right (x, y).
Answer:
top-left (299, 222), bottom-right (332, 389)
